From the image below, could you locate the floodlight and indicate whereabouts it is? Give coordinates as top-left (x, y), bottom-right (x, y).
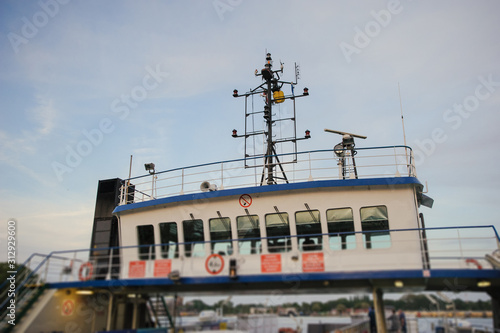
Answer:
top-left (144, 163), bottom-right (155, 174)
top-left (477, 280), bottom-right (491, 288)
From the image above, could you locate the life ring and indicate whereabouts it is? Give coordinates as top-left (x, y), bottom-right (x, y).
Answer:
top-left (465, 258), bottom-right (482, 270)
top-left (78, 262), bottom-right (94, 281)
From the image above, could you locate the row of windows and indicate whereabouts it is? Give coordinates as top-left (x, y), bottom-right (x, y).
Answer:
top-left (136, 205), bottom-right (390, 260)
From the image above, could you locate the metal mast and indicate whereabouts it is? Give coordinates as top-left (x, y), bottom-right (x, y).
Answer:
top-left (232, 52), bottom-right (310, 185)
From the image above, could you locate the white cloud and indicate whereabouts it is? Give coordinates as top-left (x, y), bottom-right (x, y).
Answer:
top-left (0, 93), bottom-right (60, 187)
top-left (32, 94), bottom-right (56, 135)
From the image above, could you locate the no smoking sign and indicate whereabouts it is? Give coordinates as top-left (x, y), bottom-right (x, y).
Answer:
top-left (239, 194), bottom-right (252, 207)
top-left (61, 299), bottom-right (75, 316)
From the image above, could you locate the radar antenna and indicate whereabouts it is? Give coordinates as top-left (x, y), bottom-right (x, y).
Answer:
top-left (232, 53), bottom-right (310, 185)
top-left (324, 128), bottom-right (367, 180)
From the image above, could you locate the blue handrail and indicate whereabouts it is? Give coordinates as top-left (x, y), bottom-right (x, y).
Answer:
top-left (9, 224), bottom-right (500, 263)
top-left (2, 224), bottom-right (497, 312)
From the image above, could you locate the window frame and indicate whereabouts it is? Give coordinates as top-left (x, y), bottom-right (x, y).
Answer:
top-left (159, 222), bottom-right (179, 259)
top-left (265, 212), bottom-right (291, 253)
top-left (136, 224), bottom-right (156, 260)
top-left (295, 209), bottom-right (322, 252)
top-left (209, 217), bottom-right (233, 255)
top-left (182, 219), bottom-right (206, 258)
top-left (360, 205), bottom-right (391, 249)
top-left (236, 214), bottom-right (261, 255)
top-left (326, 207), bottom-right (356, 250)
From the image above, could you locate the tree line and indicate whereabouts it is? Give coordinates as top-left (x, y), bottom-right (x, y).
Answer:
top-left (182, 294), bottom-right (492, 315)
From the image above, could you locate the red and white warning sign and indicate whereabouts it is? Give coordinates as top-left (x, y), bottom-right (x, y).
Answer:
top-left (205, 254), bottom-right (224, 275)
top-left (239, 194), bottom-right (252, 208)
top-left (154, 259), bottom-right (172, 277)
top-left (261, 254), bottom-right (282, 273)
top-left (128, 260), bottom-right (146, 278)
top-left (302, 252), bottom-right (325, 272)
top-left (61, 299), bottom-right (75, 316)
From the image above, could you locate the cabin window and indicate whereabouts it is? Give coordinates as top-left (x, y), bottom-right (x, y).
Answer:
top-left (327, 208), bottom-right (356, 250)
top-left (295, 210), bottom-right (322, 251)
top-left (360, 205), bottom-right (390, 249)
top-left (182, 219), bottom-right (205, 257)
top-left (136, 225), bottom-right (156, 260)
top-left (209, 217), bottom-right (233, 255)
top-left (265, 212), bottom-right (291, 253)
top-left (237, 215), bottom-right (261, 255)
top-left (159, 222), bottom-right (179, 259)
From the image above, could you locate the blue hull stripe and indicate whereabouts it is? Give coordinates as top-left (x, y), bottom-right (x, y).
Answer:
top-left (114, 177), bottom-right (421, 214)
top-left (48, 268), bottom-right (498, 289)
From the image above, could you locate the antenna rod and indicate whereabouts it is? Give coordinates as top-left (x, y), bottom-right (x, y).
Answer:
top-left (398, 83), bottom-right (410, 168)
top-left (398, 82), bottom-right (407, 148)
top-left (125, 154), bottom-right (133, 204)
top-left (128, 155), bottom-right (133, 180)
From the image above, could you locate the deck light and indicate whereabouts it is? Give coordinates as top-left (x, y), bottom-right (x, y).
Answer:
top-left (305, 130), bottom-right (311, 139)
top-left (477, 280), bottom-right (491, 288)
top-left (229, 259), bottom-right (237, 279)
top-left (303, 87), bottom-right (309, 95)
top-left (394, 280), bottom-right (404, 288)
top-left (232, 129), bottom-right (238, 137)
top-left (76, 290), bottom-right (94, 295)
top-left (144, 163), bottom-right (155, 174)
top-left (233, 89), bottom-right (238, 97)
top-left (334, 143), bottom-right (344, 157)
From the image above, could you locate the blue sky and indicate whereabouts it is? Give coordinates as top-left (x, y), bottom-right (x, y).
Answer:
top-left (1, 0), bottom-right (500, 302)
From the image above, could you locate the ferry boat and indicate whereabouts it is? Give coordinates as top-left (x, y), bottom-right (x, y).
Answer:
top-left (1, 53), bottom-right (499, 333)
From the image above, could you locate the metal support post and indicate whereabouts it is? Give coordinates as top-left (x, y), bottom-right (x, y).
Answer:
top-left (372, 287), bottom-right (387, 333)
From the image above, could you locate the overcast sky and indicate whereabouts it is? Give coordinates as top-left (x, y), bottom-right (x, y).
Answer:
top-left (1, 0), bottom-right (499, 303)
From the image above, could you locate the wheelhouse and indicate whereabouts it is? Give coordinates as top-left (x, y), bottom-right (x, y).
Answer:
top-left (111, 147), bottom-right (430, 280)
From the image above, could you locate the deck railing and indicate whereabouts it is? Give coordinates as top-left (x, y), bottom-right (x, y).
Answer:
top-left (0, 225), bottom-right (497, 291)
top-left (119, 146), bottom-right (416, 205)
top-left (2, 225), bottom-right (497, 330)
top-left (1, 225), bottom-right (498, 329)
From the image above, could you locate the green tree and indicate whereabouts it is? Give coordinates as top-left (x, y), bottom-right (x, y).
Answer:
top-left (311, 301), bottom-right (322, 313)
top-left (301, 302), bottom-right (311, 315)
top-left (336, 303), bottom-right (347, 315)
top-left (183, 299), bottom-right (210, 313)
top-left (214, 300), bottom-right (234, 314)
